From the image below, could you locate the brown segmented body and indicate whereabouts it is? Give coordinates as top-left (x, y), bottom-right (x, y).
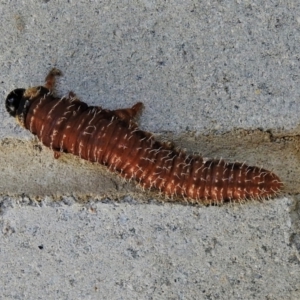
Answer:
top-left (6, 69), bottom-right (282, 204)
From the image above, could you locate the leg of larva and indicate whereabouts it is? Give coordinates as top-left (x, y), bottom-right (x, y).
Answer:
top-left (54, 151), bottom-right (61, 159)
top-left (67, 91), bottom-right (82, 103)
top-left (44, 68), bottom-right (62, 91)
top-left (113, 102), bottom-right (144, 123)
top-left (68, 91), bottom-right (76, 98)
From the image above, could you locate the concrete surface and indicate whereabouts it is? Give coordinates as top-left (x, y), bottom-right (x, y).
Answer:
top-left (0, 197), bottom-right (299, 299)
top-left (0, 0), bottom-right (300, 299)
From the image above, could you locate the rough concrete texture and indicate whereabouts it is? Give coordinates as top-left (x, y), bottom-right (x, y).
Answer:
top-left (1, 0), bottom-right (300, 299)
top-left (0, 197), bottom-right (299, 299)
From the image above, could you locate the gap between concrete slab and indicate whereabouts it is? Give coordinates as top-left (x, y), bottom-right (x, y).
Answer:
top-left (1, 127), bottom-right (300, 200)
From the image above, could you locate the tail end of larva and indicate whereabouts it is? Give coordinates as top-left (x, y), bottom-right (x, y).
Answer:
top-left (214, 162), bottom-right (283, 203)
top-left (242, 166), bottom-right (283, 202)
top-left (259, 170), bottom-right (283, 199)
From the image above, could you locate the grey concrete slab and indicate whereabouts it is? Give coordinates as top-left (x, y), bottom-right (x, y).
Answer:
top-left (0, 197), bottom-right (299, 299)
top-left (0, 0), bottom-right (300, 299)
top-left (1, 0), bottom-right (300, 137)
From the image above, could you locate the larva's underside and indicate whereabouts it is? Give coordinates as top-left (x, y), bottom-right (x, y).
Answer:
top-left (6, 69), bottom-right (282, 204)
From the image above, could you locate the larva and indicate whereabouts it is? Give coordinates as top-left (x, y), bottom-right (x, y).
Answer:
top-left (5, 68), bottom-right (282, 204)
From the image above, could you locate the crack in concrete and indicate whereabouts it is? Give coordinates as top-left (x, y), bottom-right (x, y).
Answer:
top-left (2, 127), bottom-right (300, 198)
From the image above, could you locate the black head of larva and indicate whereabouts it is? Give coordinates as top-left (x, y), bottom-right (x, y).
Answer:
top-left (6, 88), bottom-right (26, 117)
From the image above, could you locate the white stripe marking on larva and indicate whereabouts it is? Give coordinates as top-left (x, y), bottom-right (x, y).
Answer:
top-left (49, 129), bottom-right (58, 150)
top-left (39, 124), bottom-right (45, 142)
top-left (47, 98), bottom-right (64, 118)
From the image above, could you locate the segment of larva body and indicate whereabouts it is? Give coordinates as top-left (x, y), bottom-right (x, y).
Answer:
top-left (5, 69), bottom-right (282, 204)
